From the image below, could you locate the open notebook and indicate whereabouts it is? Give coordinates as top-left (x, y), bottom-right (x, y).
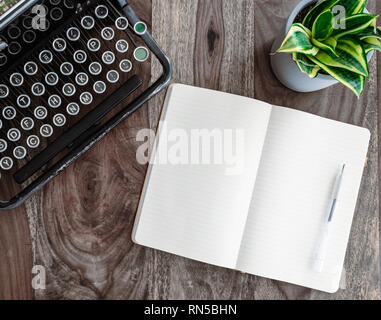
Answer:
top-left (132, 84), bottom-right (370, 293)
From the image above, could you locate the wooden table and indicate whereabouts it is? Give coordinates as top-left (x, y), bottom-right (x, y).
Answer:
top-left (0, 0), bottom-right (379, 300)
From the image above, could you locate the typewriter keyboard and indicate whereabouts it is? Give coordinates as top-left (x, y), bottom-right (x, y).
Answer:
top-left (0, 0), bottom-right (155, 201)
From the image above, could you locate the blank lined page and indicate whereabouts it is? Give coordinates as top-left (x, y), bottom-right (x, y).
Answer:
top-left (133, 84), bottom-right (272, 269)
top-left (237, 106), bottom-right (370, 293)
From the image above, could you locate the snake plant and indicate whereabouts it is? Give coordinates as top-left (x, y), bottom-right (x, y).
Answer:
top-left (276, 0), bottom-right (380, 97)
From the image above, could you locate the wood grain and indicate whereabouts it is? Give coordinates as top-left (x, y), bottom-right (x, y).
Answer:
top-left (0, 0), bottom-right (379, 300)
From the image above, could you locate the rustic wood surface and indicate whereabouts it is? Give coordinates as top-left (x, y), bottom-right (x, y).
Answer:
top-left (0, 0), bottom-right (380, 300)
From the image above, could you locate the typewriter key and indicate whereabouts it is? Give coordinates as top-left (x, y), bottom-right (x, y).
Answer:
top-left (116, 39), bottom-right (128, 53)
top-left (134, 22), bottom-right (147, 35)
top-left (115, 17), bottom-right (128, 30)
top-left (45, 72), bottom-right (59, 86)
top-left (48, 95), bottom-right (62, 108)
top-left (17, 94), bottom-right (31, 108)
top-left (34, 106), bottom-right (48, 120)
top-left (21, 117), bottom-right (34, 131)
top-left (31, 83), bottom-right (46, 96)
top-left (40, 124), bottom-right (54, 138)
top-left (50, 7), bottom-right (63, 21)
top-left (89, 62), bottom-right (102, 75)
top-left (0, 157), bottom-right (13, 170)
top-left (81, 16), bottom-right (95, 30)
top-left (106, 70), bottom-right (119, 83)
top-left (3, 106), bottom-right (16, 120)
top-left (53, 38), bottom-right (67, 52)
top-left (0, 139), bottom-right (7, 153)
top-left (7, 128), bottom-right (21, 142)
top-left (8, 26), bottom-right (21, 40)
top-left (80, 92), bottom-right (93, 105)
top-left (8, 42), bottom-right (21, 55)
top-left (23, 30), bottom-right (36, 43)
top-left (102, 51), bottom-right (115, 65)
top-left (13, 146), bottom-right (27, 160)
top-left (134, 47), bottom-right (149, 62)
top-left (24, 61), bottom-right (38, 76)
top-left (101, 27), bottom-right (114, 41)
top-left (119, 59), bottom-right (132, 73)
top-left (39, 50), bottom-right (53, 64)
top-left (87, 38), bottom-right (101, 52)
top-left (0, 53), bottom-right (7, 66)
top-left (60, 62), bottom-right (74, 75)
top-left (74, 50), bottom-right (87, 64)
top-left (93, 81), bottom-right (106, 94)
top-left (10, 73), bottom-right (24, 86)
top-left (66, 103), bottom-right (80, 116)
top-left (62, 83), bottom-right (76, 97)
top-left (75, 73), bottom-right (88, 86)
top-left (0, 84), bottom-right (9, 98)
top-left (95, 5), bottom-right (108, 19)
top-left (67, 27), bottom-right (80, 41)
top-left (27, 135), bottom-right (40, 149)
top-left (53, 114), bottom-right (66, 127)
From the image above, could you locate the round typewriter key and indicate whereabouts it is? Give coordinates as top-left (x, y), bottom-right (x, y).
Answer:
top-left (89, 62), bottom-right (102, 76)
top-left (53, 114), bottom-right (66, 127)
top-left (0, 139), bottom-right (7, 153)
top-left (53, 38), bottom-right (66, 52)
top-left (62, 83), bottom-right (76, 97)
top-left (0, 157), bottom-right (13, 170)
top-left (40, 124), bottom-right (53, 138)
top-left (50, 0), bottom-right (61, 5)
top-left (21, 117), bottom-right (34, 131)
top-left (8, 41), bottom-right (21, 55)
top-left (17, 94), bottom-right (31, 108)
top-left (34, 106), bottom-right (48, 120)
top-left (45, 72), bottom-right (59, 86)
top-left (134, 21), bottom-right (147, 35)
top-left (74, 50), bottom-right (87, 64)
top-left (66, 27), bottom-right (80, 41)
top-left (27, 135), bottom-right (40, 149)
top-left (23, 30), bottom-right (36, 43)
top-left (0, 54), bottom-right (7, 66)
top-left (115, 16), bottom-right (128, 30)
top-left (63, 0), bottom-right (74, 8)
top-left (81, 16), bottom-right (95, 30)
top-left (119, 59), bottom-right (132, 73)
top-left (22, 16), bottom-right (32, 29)
top-left (95, 5), bottom-right (108, 19)
top-left (24, 61), bottom-right (38, 76)
top-left (66, 102), bottom-right (80, 116)
top-left (50, 7), bottom-right (63, 21)
top-left (31, 82), bottom-right (46, 96)
top-left (116, 39), bottom-right (128, 53)
top-left (0, 119), bottom-right (2, 129)
top-left (8, 26), bottom-right (21, 39)
top-left (60, 62), bottom-right (74, 75)
top-left (13, 146), bottom-right (27, 160)
top-left (10, 73), bottom-right (24, 86)
top-left (7, 128), bottom-right (21, 142)
top-left (87, 38), bottom-right (100, 52)
top-left (106, 70), bottom-right (119, 83)
top-left (3, 106), bottom-right (16, 120)
top-left (39, 50), bottom-right (53, 64)
top-left (101, 27), bottom-right (114, 41)
top-left (93, 81), bottom-right (106, 94)
top-left (80, 92), bottom-right (93, 105)
top-left (134, 47), bottom-right (149, 62)
top-left (75, 72), bottom-right (88, 86)
top-left (48, 95), bottom-right (61, 108)
top-left (0, 84), bottom-right (9, 98)
top-left (102, 51), bottom-right (115, 65)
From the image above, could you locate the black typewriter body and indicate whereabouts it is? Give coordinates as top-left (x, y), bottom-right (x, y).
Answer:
top-left (0, 0), bottom-right (172, 210)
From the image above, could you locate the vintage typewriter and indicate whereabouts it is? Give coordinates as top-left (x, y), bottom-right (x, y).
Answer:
top-left (0, 0), bottom-right (171, 210)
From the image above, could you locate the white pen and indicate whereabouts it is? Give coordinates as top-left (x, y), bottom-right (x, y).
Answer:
top-left (314, 164), bottom-right (346, 273)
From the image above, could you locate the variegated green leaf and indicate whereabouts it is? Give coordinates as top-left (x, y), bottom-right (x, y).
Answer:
top-left (313, 10), bottom-right (335, 41)
top-left (308, 55), bottom-right (365, 97)
top-left (314, 37), bottom-right (368, 76)
top-left (277, 24), bottom-right (319, 55)
top-left (303, 0), bottom-right (339, 29)
top-left (312, 37), bottom-right (338, 56)
top-left (358, 26), bottom-right (381, 40)
top-left (292, 53), bottom-right (321, 78)
top-left (362, 37), bottom-right (381, 53)
top-left (332, 14), bottom-right (378, 39)
top-left (336, 0), bottom-right (367, 16)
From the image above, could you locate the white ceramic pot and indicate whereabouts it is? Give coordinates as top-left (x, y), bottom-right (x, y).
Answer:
top-left (270, 0), bottom-right (373, 93)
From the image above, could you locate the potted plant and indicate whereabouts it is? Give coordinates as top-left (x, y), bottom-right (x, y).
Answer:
top-left (270, 0), bottom-right (380, 96)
